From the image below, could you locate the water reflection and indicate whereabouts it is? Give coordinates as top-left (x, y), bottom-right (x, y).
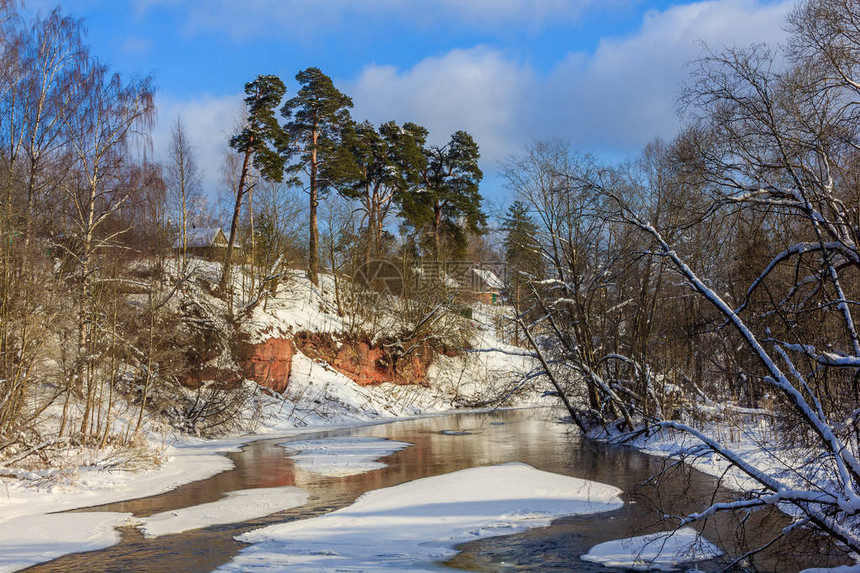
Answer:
top-left (24, 409), bottom-right (849, 572)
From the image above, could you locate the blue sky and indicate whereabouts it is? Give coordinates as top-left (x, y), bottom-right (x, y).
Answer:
top-left (26, 0), bottom-right (792, 204)
top-left (30, 1), bottom-right (689, 95)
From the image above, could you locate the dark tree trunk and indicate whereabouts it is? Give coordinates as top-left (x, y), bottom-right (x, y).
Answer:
top-left (433, 200), bottom-right (442, 260)
top-left (221, 141), bottom-right (252, 295)
top-left (308, 130), bottom-right (319, 286)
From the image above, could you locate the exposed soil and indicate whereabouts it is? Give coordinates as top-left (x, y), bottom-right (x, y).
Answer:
top-left (293, 331), bottom-right (453, 387)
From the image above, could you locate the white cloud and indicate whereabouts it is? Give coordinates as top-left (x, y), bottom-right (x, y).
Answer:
top-left (152, 92), bottom-right (244, 195)
top-left (151, 0), bottom-right (794, 195)
top-left (121, 35), bottom-right (153, 57)
top-left (534, 0), bottom-right (793, 150)
top-left (431, 0), bottom-right (610, 29)
top-left (345, 0), bottom-right (793, 174)
top-left (349, 47), bottom-right (531, 165)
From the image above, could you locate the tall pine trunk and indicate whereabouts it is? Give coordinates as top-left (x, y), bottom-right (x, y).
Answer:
top-left (308, 130), bottom-right (320, 286)
top-left (433, 201), bottom-right (442, 261)
top-left (222, 139), bottom-right (253, 299)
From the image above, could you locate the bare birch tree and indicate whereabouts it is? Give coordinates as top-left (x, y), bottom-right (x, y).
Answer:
top-left (60, 58), bottom-right (154, 442)
top-left (167, 116), bottom-right (201, 272)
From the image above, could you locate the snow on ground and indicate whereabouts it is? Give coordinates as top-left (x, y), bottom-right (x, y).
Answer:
top-left (799, 567), bottom-right (860, 573)
top-left (603, 418), bottom-right (860, 570)
top-left (248, 350), bottom-right (429, 434)
top-left (608, 416), bottom-right (802, 494)
top-left (237, 272), bottom-right (546, 435)
top-left (580, 527), bottom-right (723, 571)
top-left (425, 321), bottom-right (544, 410)
top-left (136, 487), bottom-right (309, 538)
top-left (0, 439), bottom-right (240, 571)
top-left (250, 342), bottom-right (545, 436)
top-left (245, 271), bottom-right (348, 341)
top-left (0, 512), bottom-right (133, 573)
top-left (0, 439), bottom-right (237, 520)
top-left (219, 463), bottom-right (624, 572)
top-left (240, 270), bottom-right (545, 416)
top-left (280, 436), bottom-right (411, 477)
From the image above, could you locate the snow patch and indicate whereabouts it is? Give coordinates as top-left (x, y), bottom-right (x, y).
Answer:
top-left (0, 443), bottom-right (235, 523)
top-left (136, 487), bottom-right (309, 538)
top-left (0, 439), bottom-right (236, 571)
top-left (280, 436), bottom-right (411, 477)
top-left (580, 527), bottom-right (723, 571)
top-left (0, 512), bottom-right (132, 572)
top-left (220, 463), bottom-right (623, 572)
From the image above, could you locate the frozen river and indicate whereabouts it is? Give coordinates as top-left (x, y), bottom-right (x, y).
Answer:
top-left (23, 409), bottom-right (848, 572)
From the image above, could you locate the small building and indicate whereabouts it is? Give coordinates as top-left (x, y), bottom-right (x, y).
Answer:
top-left (411, 263), bottom-right (505, 304)
top-left (468, 267), bottom-right (505, 304)
top-left (174, 227), bottom-right (240, 260)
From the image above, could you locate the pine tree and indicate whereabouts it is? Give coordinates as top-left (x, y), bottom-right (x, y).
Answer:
top-left (399, 130), bottom-right (485, 260)
top-left (502, 200), bottom-right (542, 345)
top-left (221, 74), bottom-right (287, 291)
top-left (281, 67), bottom-right (353, 286)
top-left (502, 200), bottom-right (542, 278)
top-left (328, 120), bottom-right (427, 259)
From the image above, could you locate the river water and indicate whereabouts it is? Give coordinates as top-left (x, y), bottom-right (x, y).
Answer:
top-left (24, 409), bottom-right (849, 572)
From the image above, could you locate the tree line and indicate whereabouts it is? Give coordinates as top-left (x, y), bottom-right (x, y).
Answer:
top-left (209, 69), bottom-right (486, 298)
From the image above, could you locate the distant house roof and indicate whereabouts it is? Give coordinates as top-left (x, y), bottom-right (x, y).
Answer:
top-left (413, 266), bottom-right (461, 289)
top-left (174, 227), bottom-right (240, 249)
top-left (469, 268), bottom-right (504, 292)
top-left (413, 264), bottom-right (505, 293)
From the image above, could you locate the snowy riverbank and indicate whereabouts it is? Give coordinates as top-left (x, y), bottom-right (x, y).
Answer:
top-left (3, 403), bottom-right (850, 573)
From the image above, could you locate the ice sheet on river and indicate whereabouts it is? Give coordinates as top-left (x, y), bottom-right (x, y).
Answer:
top-left (580, 527), bottom-right (723, 571)
top-left (280, 436), bottom-right (411, 477)
top-left (219, 462), bottom-right (624, 572)
top-left (136, 487), bottom-right (309, 538)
